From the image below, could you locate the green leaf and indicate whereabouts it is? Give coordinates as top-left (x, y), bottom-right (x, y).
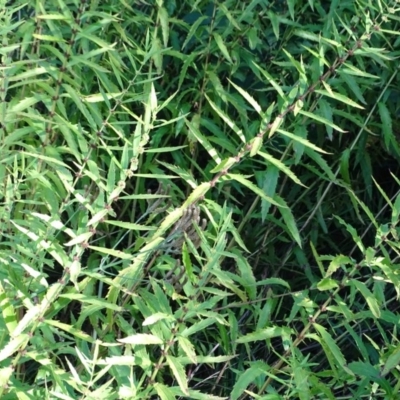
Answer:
top-left (0, 282), bottom-right (18, 334)
top-left (304, 147), bottom-right (336, 181)
top-left (104, 221), bottom-right (156, 231)
top-left (228, 79), bottom-right (261, 114)
top-left (231, 365), bottom-right (264, 400)
top-left (315, 89), bottom-right (364, 109)
top-left (186, 117), bottom-right (222, 162)
top-left (166, 355), bottom-right (189, 395)
top-left (340, 148), bottom-right (351, 184)
top-left (233, 252), bottom-right (257, 300)
top-left (381, 345), bottom-right (400, 377)
top-left (317, 278), bottom-right (339, 291)
top-left (32, 34), bottom-right (65, 42)
top-left (276, 194), bottom-right (302, 247)
top-left (313, 323), bottom-right (346, 368)
top-left (45, 320), bottom-right (95, 342)
top-left (250, 137), bottom-right (263, 157)
top-left (213, 33), bottom-right (233, 63)
top-left (60, 293), bottom-right (123, 311)
top-left (154, 383), bottom-right (175, 400)
top-left (143, 313), bottom-right (174, 326)
top-left (378, 102), bottom-right (393, 151)
top-left (236, 327), bottom-right (291, 343)
top-left (351, 279), bottom-right (381, 318)
top-left (87, 245), bottom-right (133, 260)
top-left (335, 216), bottom-right (365, 253)
top-left (181, 318), bottom-right (217, 337)
top-left (338, 71), bottom-right (367, 104)
top-left (177, 336), bottom-right (197, 364)
top-left (326, 254), bottom-right (352, 276)
top-left (226, 173), bottom-right (284, 208)
top-left (118, 333), bottom-right (163, 345)
top-left (182, 16), bottom-right (208, 50)
top-left (158, 7), bottom-right (169, 47)
top-left (205, 94), bottom-right (246, 143)
top-left (252, 62), bottom-right (284, 98)
top-left (64, 232), bottom-right (94, 246)
top-left (210, 157), bottom-right (237, 173)
top-left (257, 150), bottom-right (305, 187)
top-left (267, 11), bottom-right (280, 39)
top-left (0, 334), bottom-right (30, 363)
top-left (299, 109), bottom-right (346, 133)
top-left (256, 165), bottom-right (279, 220)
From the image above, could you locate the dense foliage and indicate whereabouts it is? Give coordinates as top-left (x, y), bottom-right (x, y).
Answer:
top-left (1, 0), bottom-right (400, 399)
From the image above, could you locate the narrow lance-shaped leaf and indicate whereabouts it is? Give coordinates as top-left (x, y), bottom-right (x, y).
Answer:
top-left (257, 150), bottom-right (305, 187)
top-left (276, 194), bottom-right (302, 247)
top-left (166, 355), bottom-right (189, 395)
top-left (313, 323), bottom-right (347, 369)
top-left (213, 32), bottom-right (233, 63)
top-left (351, 279), bottom-right (381, 318)
top-left (299, 109), bottom-right (347, 133)
top-left (226, 173), bottom-right (284, 208)
top-left (205, 94), bottom-right (246, 143)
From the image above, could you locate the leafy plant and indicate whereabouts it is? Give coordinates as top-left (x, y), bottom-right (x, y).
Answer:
top-left (1, 0), bottom-right (400, 399)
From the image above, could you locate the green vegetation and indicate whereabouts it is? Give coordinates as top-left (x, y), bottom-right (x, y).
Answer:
top-left (1, 0), bottom-right (400, 398)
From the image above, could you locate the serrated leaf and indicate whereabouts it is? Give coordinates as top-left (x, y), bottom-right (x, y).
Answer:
top-left (267, 11), bottom-right (280, 39)
top-left (87, 209), bottom-right (109, 227)
top-left (0, 283), bottom-right (18, 334)
top-left (318, 98), bottom-right (333, 140)
top-left (12, 306), bottom-right (40, 337)
top-left (60, 293), bottom-right (123, 311)
top-left (378, 102), bottom-right (393, 150)
top-left (315, 89), bottom-right (364, 109)
top-left (118, 333), bottom-right (163, 345)
top-left (213, 33), bottom-right (233, 63)
top-left (226, 174), bottom-right (284, 208)
top-left (338, 71), bottom-right (367, 104)
top-left (186, 117), bottom-right (221, 163)
top-left (183, 182), bottom-right (212, 208)
top-left (340, 148), bottom-right (351, 184)
top-left (250, 137), bottom-right (263, 157)
top-left (210, 157), bottom-right (237, 173)
top-left (178, 336), bottom-right (197, 364)
top-left (313, 323), bottom-right (346, 368)
top-left (104, 221), bottom-right (156, 231)
top-left (87, 245), bottom-right (133, 259)
top-left (231, 365), bottom-right (264, 400)
top-left (32, 34), bottom-right (65, 42)
top-left (181, 318), bottom-right (216, 337)
top-left (205, 94), bottom-right (246, 143)
top-left (228, 79), bottom-right (261, 114)
top-left (317, 278), bottom-right (339, 290)
top-left (276, 195), bottom-right (302, 247)
top-left (381, 345), bottom-right (400, 377)
top-left (158, 7), bottom-right (169, 47)
top-left (252, 62), bottom-right (284, 98)
top-left (0, 334), bottom-right (30, 362)
top-left (257, 150), bottom-right (305, 187)
top-left (258, 165), bottom-right (279, 221)
top-left (182, 16), bottom-right (208, 50)
top-left (166, 355), bottom-right (189, 395)
top-left (236, 327), bottom-right (290, 343)
top-left (351, 279), bottom-right (381, 318)
top-left (268, 116), bottom-right (283, 138)
top-left (45, 320), bottom-right (95, 342)
top-left (143, 313), bottom-right (173, 326)
top-left (299, 110), bottom-right (346, 133)
top-left (8, 97), bottom-right (39, 114)
top-left (326, 254), bottom-right (352, 277)
top-left (154, 383), bottom-right (175, 400)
